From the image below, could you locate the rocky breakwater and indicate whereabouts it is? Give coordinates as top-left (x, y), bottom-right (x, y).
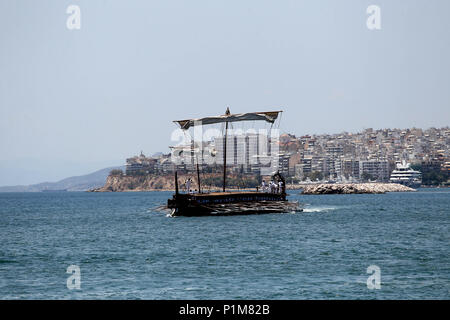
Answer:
top-left (301, 183), bottom-right (416, 195)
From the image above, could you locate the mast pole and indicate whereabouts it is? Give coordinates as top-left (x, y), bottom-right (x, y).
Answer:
top-left (175, 171), bottom-right (179, 195)
top-left (196, 155), bottom-right (201, 194)
top-left (223, 107), bottom-right (230, 192)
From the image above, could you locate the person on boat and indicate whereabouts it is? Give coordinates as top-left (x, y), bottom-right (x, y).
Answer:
top-left (269, 180), bottom-right (275, 193)
top-left (186, 178), bottom-right (191, 194)
top-left (261, 180), bottom-right (267, 192)
top-left (278, 180), bottom-right (284, 194)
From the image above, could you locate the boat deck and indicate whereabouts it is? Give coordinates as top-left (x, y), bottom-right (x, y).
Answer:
top-left (190, 191), bottom-right (263, 197)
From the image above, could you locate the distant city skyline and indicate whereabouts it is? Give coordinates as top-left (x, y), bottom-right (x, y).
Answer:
top-left (124, 126), bottom-right (449, 184)
top-left (1, 0), bottom-right (449, 186)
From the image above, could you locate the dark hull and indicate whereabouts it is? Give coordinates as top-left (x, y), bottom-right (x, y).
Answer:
top-left (167, 191), bottom-right (301, 217)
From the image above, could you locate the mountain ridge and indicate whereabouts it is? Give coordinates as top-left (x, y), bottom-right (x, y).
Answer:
top-left (0, 166), bottom-right (124, 192)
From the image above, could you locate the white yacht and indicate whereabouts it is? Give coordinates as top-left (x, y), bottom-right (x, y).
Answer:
top-left (389, 161), bottom-right (422, 188)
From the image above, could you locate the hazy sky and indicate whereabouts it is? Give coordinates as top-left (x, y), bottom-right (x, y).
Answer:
top-left (1, 0), bottom-right (449, 185)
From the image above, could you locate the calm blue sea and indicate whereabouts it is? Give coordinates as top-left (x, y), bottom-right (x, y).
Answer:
top-left (0, 189), bottom-right (449, 299)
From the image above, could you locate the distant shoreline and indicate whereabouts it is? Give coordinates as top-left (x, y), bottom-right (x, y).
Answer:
top-left (0, 185), bottom-right (448, 193)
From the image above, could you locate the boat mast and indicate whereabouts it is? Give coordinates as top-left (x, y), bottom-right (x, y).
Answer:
top-left (196, 155), bottom-right (201, 193)
top-left (174, 171), bottom-right (179, 195)
top-left (223, 107), bottom-right (230, 192)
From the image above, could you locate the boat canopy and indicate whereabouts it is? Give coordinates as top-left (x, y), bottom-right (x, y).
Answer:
top-left (174, 110), bottom-right (282, 130)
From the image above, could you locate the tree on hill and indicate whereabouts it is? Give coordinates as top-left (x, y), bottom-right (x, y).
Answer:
top-left (310, 171), bottom-right (324, 181)
top-left (361, 172), bottom-right (375, 182)
top-left (109, 169), bottom-right (124, 176)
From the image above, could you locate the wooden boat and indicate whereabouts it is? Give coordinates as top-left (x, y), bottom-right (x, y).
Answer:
top-left (167, 108), bottom-right (302, 216)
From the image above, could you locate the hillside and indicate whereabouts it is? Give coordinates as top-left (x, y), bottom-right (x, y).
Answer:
top-left (0, 166), bottom-right (124, 192)
top-left (90, 173), bottom-right (260, 192)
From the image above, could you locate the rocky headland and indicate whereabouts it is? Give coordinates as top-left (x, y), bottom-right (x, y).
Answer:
top-left (89, 173), bottom-right (259, 192)
top-left (90, 174), bottom-right (178, 192)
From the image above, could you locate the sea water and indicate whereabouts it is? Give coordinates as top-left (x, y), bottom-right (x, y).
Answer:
top-left (0, 189), bottom-right (449, 299)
